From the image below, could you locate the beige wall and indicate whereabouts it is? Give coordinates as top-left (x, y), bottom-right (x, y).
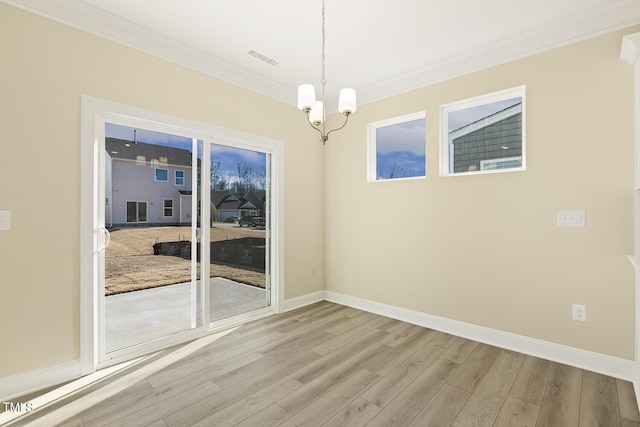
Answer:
top-left (325, 27), bottom-right (637, 359)
top-left (0, 1), bottom-right (637, 381)
top-left (0, 4), bottom-right (324, 377)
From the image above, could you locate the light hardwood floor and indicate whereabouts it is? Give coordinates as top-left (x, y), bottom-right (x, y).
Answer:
top-left (5, 301), bottom-right (640, 426)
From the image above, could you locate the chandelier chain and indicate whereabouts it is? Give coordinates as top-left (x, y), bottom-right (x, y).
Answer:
top-left (321, 0), bottom-right (326, 85)
top-left (298, 0), bottom-right (354, 144)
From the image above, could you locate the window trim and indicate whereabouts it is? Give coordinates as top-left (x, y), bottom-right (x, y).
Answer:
top-left (439, 85), bottom-right (526, 177)
top-left (163, 198), bottom-right (174, 217)
top-left (175, 170), bottom-right (185, 186)
top-left (126, 200), bottom-right (148, 223)
top-left (367, 111), bottom-right (426, 183)
top-left (480, 156), bottom-right (523, 171)
top-left (81, 95), bottom-right (285, 375)
top-left (155, 167), bottom-right (169, 182)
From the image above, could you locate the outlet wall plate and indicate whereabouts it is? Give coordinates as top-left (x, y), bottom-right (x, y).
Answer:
top-left (572, 303), bottom-right (587, 321)
top-left (558, 211), bottom-right (586, 228)
top-left (0, 210), bottom-right (10, 231)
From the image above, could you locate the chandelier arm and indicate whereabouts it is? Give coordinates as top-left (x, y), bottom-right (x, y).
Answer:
top-left (305, 110), bottom-right (325, 136)
top-left (325, 114), bottom-right (351, 139)
top-left (298, 0), bottom-right (355, 145)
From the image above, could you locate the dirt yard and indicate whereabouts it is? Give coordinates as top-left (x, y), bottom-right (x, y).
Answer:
top-left (105, 224), bottom-right (266, 295)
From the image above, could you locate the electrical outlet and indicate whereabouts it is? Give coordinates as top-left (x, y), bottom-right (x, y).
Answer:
top-left (572, 304), bottom-right (587, 321)
top-left (0, 210), bottom-right (10, 231)
top-left (558, 211), bottom-right (586, 227)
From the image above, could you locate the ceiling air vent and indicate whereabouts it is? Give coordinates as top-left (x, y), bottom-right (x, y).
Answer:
top-left (248, 50), bottom-right (279, 66)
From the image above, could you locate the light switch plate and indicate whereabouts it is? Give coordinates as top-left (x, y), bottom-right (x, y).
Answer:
top-left (0, 210), bottom-right (10, 231)
top-left (557, 211), bottom-right (585, 227)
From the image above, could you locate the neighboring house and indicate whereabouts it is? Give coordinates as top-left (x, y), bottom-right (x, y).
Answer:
top-left (449, 103), bottom-right (522, 173)
top-left (211, 190), bottom-right (265, 222)
top-left (105, 138), bottom-right (196, 227)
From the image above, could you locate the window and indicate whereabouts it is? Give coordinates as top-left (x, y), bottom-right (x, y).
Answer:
top-left (367, 112), bottom-right (426, 182)
top-left (480, 156), bottom-right (523, 171)
top-left (440, 86), bottom-right (525, 176)
top-left (175, 170), bottom-right (185, 186)
top-left (126, 201), bottom-right (147, 223)
top-left (163, 199), bottom-right (173, 217)
top-left (155, 168), bottom-right (168, 181)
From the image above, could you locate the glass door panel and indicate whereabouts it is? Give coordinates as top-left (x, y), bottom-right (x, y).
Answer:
top-left (209, 143), bottom-right (271, 322)
top-left (102, 123), bottom-right (201, 356)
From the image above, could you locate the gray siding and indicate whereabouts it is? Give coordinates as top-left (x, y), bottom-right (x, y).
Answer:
top-left (110, 159), bottom-right (194, 226)
top-left (105, 138), bottom-right (197, 226)
top-left (452, 113), bottom-right (522, 173)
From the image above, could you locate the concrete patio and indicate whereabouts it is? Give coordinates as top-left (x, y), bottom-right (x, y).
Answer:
top-left (105, 277), bottom-right (268, 352)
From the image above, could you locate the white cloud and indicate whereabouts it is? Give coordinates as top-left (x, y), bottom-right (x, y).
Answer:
top-left (211, 144), bottom-right (264, 163)
top-left (376, 119), bottom-right (426, 155)
top-left (448, 97), bottom-right (521, 132)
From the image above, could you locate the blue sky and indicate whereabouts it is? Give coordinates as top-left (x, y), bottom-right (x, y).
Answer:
top-left (448, 97), bottom-right (521, 132)
top-left (376, 118), bottom-right (426, 179)
top-left (105, 123), bottom-right (266, 181)
top-left (209, 144), bottom-right (266, 178)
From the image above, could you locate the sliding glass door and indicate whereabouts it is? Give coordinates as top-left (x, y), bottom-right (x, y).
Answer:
top-left (101, 123), bottom-right (202, 361)
top-left (85, 101), bottom-right (281, 369)
top-left (208, 143), bottom-right (271, 323)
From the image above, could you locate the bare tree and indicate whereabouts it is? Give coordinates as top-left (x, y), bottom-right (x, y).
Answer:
top-left (377, 161), bottom-right (414, 180)
top-left (234, 162), bottom-right (254, 193)
top-left (232, 162), bottom-right (266, 192)
top-left (211, 160), bottom-right (229, 191)
top-left (211, 161), bottom-right (267, 193)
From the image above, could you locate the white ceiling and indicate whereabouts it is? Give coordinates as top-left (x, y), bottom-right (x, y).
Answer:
top-left (5, 0), bottom-right (640, 110)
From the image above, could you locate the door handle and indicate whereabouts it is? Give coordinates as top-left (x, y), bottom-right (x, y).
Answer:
top-left (98, 227), bottom-right (111, 251)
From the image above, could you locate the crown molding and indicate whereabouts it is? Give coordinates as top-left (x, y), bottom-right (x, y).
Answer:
top-left (353, 1), bottom-right (640, 106)
top-left (4, 0), bottom-right (640, 109)
top-left (621, 32), bottom-right (640, 64)
top-left (1, 0), bottom-right (294, 104)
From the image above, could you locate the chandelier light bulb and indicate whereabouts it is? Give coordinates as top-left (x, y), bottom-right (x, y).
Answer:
top-left (338, 88), bottom-right (357, 115)
top-left (297, 84), bottom-right (316, 111)
top-left (298, 0), bottom-right (356, 144)
top-left (309, 101), bottom-right (324, 125)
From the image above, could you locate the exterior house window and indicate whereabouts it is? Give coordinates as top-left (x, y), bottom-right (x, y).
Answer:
top-left (155, 168), bottom-right (169, 182)
top-left (367, 112), bottom-right (426, 182)
top-left (480, 156), bottom-right (523, 171)
top-left (175, 170), bottom-right (185, 186)
top-left (126, 201), bottom-right (147, 223)
top-left (440, 86), bottom-right (526, 176)
top-left (163, 199), bottom-right (173, 217)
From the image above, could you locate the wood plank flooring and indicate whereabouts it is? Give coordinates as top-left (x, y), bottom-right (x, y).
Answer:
top-left (5, 301), bottom-right (640, 426)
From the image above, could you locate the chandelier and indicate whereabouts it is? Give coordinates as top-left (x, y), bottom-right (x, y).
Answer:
top-left (297, 0), bottom-right (356, 144)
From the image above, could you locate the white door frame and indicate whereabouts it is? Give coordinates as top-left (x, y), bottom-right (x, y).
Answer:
top-left (80, 95), bottom-right (285, 374)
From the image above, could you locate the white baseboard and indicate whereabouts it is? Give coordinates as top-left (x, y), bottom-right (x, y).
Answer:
top-left (283, 291), bottom-right (325, 312)
top-left (2, 291), bottom-right (634, 402)
top-left (0, 360), bottom-right (81, 402)
top-left (324, 291), bottom-right (636, 382)
top-left (0, 291), bottom-right (322, 402)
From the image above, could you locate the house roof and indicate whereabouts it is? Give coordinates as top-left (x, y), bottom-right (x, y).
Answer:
top-left (106, 137), bottom-right (194, 167)
top-left (210, 190), bottom-right (234, 207)
top-left (213, 190), bottom-right (265, 212)
top-left (449, 103), bottom-right (523, 141)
